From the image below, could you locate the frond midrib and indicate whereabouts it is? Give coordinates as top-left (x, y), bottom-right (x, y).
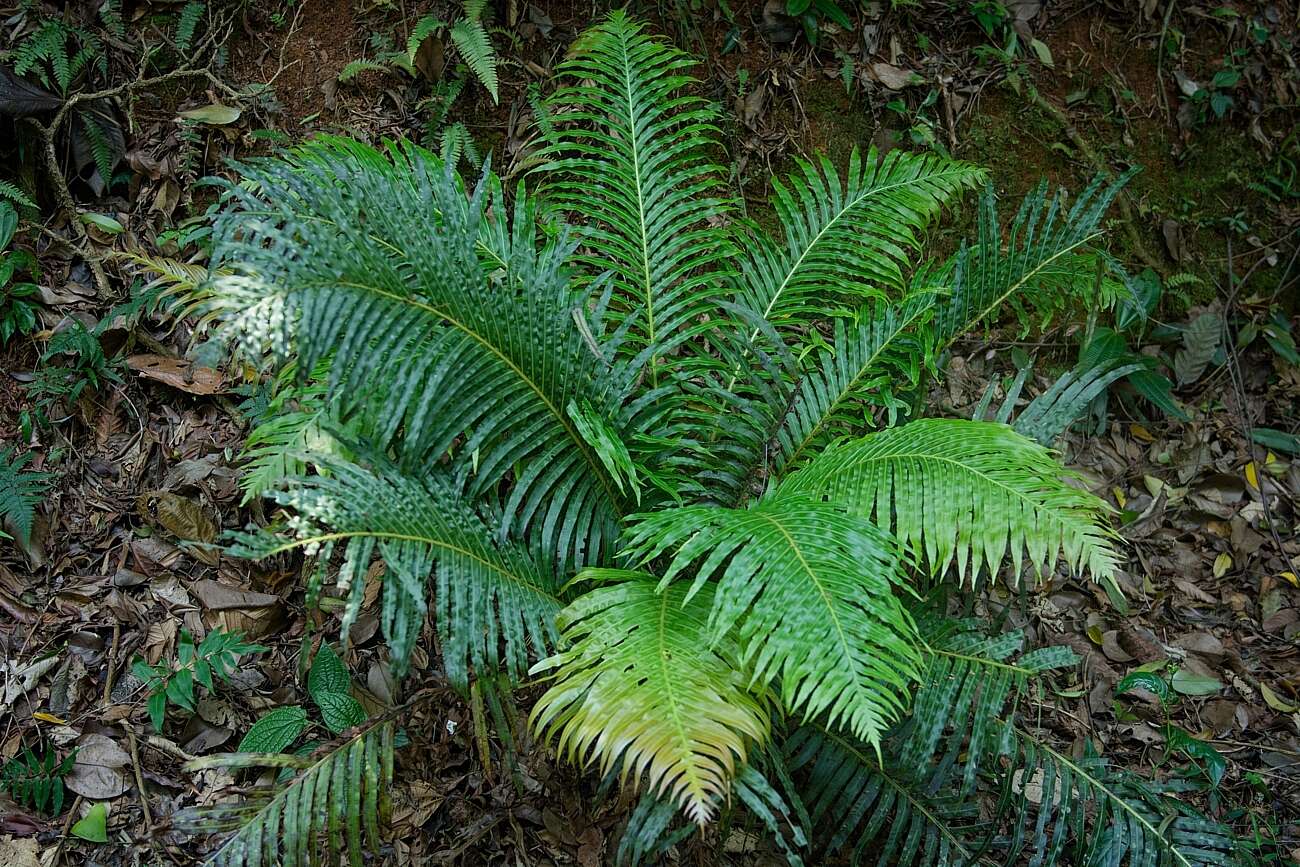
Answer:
top-left (1022, 730), bottom-right (1196, 867)
top-left (655, 590), bottom-right (710, 813)
top-left (615, 21), bottom-right (658, 359)
top-left (749, 163), bottom-right (980, 337)
top-left (812, 723), bottom-right (992, 864)
top-left (261, 531), bottom-right (563, 607)
top-left (781, 304), bottom-right (931, 469)
top-left (300, 278), bottom-right (622, 510)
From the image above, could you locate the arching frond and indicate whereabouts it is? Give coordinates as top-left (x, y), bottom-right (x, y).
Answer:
top-left (1010, 354), bottom-right (1145, 446)
top-left (177, 722), bottom-right (395, 867)
top-left (774, 296), bottom-right (934, 475)
top-left (531, 574), bottom-right (770, 824)
top-left (534, 10), bottom-right (734, 363)
top-left (449, 18), bottom-right (498, 102)
top-left (785, 419), bottom-right (1120, 584)
top-left (232, 458), bottom-right (562, 686)
top-left (735, 149), bottom-right (984, 333)
top-left (933, 172), bottom-right (1135, 345)
top-left (205, 136), bottom-right (628, 567)
top-left (0, 447), bottom-right (50, 546)
top-left (620, 495), bottom-right (922, 748)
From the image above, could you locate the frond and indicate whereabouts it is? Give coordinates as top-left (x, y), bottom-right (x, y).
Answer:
top-left (177, 722), bottom-right (395, 867)
top-left (774, 295), bottom-right (934, 474)
top-left (620, 494), bottom-right (922, 748)
top-left (1009, 354), bottom-right (1145, 445)
top-left (236, 377), bottom-right (350, 504)
top-left (531, 574), bottom-right (770, 824)
top-left (0, 447), bottom-right (51, 546)
top-left (0, 179), bottom-right (38, 211)
top-left (232, 458), bottom-right (563, 686)
top-left (534, 10), bottom-right (734, 363)
top-left (449, 18), bottom-right (499, 102)
top-left (933, 172), bottom-right (1135, 346)
top-left (735, 148), bottom-right (984, 333)
top-left (784, 419), bottom-right (1121, 584)
top-left (997, 736), bottom-right (1239, 867)
top-left (205, 136), bottom-right (629, 567)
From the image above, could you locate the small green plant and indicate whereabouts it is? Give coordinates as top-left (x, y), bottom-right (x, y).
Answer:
top-left (1, 745), bottom-right (76, 816)
top-left (19, 319), bottom-right (121, 437)
top-left (0, 447), bottom-right (51, 546)
top-left (238, 642), bottom-right (367, 753)
top-left (132, 628), bottom-right (267, 732)
top-left (10, 18), bottom-right (106, 96)
top-left (0, 202), bottom-right (40, 344)
top-left (337, 0), bottom-right (499, 105)
top-left (1116, 668), bottom-right (1227, 789)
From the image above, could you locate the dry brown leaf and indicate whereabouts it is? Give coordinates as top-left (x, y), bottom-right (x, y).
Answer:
top-left (190, 579), bottom-right (278, 611)
top-left (126, 355), bottom-right (225, 395)
top-left (65, 733), bottom-right (131, 799)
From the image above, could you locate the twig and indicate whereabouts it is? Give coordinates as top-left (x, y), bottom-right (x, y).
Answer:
top-left (128, 727), bottom-right (154, 831)
top-left (1025, 86), bottom-right (1163, 272)
top-left (101, 622), bottom-right (121, 707)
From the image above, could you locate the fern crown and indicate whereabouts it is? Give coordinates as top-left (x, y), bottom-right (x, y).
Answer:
top-left (182, 12), bottom-right (1221, 867)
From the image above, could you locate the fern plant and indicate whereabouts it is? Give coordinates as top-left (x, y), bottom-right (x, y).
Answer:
top-left (190, 12), bottom-right (1241, 865)
top-left (10, 19), bottom-right (106, 96)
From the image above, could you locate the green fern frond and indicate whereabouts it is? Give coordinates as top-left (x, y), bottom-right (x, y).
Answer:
top-left (783, 614), bottom-right (1070, 865)
top-left (406, 14), bottom-right (447, 63)
top-left (620, 495), bottom-right (922, 748)
top-left (775, 295), bottom-right (934, 474)
top-left (532, 574), bottom-right (770, 824)
top-left (79, 111), bottom-right (118, 189)
top-left (337, 59), bottom-right (391, 83)
top-left (206, 136), bottom-right (629, 567)
top-left (535, 10), bottom-right (734, 364)
top-left (0, 448), bottom-right (51, 546)
top-left (449, 18), bottom-right (499, 103)
top-left (176, 1), bottom-right (205, 54)
top-left (177, 722), bottom-right (395, 867)
top-left (234, 457), bottom-right (563, 685)
top-left (933, 172), bottom-right (1135, 345)
top-left (998, 735), bottom-right (1239, 867)
top-left (1011, 354), bottom-right (1145, 445)
top-left (785, 419), bottom-right (1121, 584)
top-left (237, 378), bottom-right (349, 503)
top-left (735, 149), bottom-right (984, 334)
top-left (0, 180), bottom-right (37, 211)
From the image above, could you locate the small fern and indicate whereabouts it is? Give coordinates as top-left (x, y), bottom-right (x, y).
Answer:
top-left (13, 20), bottom-right (104, 95)
top-left (79, 110), bottom-right (118, 190)
top-left (177, 722), bottom-right (395, 866)
top-left (0, 447), bottom-right (51, 546)
top-left (1, 745), bottom-right (75, 816)
top-left (0, 180), bottom-right (37, 212)
top-left (176, 1), bottom-right (206, 55)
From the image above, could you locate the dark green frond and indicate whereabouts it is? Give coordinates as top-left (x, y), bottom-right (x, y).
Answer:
top-left (782, 615), bottom-right (1072, 867)
top-left (933, 172), bottom-right (1135, 345)
top-left (1010, 354), bottom-right (1145, 446)
top-left (735, 148), bottom-right (984, 333)
top-left (775, 296), bottom-right (935, 474)
top-left (205, 136), bottom-right (628, 567)
top-left (621, 495), bottom-right (922, 748)
top-left (531, 574), bottom-right (770, 824)
top-left (785, 419), bottom-right (1121, 584)
top-left (177, 722), bottom-right (395, 867)
top-left (0, 447), bottom-right (51, 546)
top-left (534, 10), bottom-right (734, 362)
top-left (232, 458), bottom-right (562, 686)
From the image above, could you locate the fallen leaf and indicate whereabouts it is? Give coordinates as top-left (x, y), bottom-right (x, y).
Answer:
top-left (869, 62), bottom-right (917, 90)
top-left (1171, 668), bottom-right (1223, 697)
top-left (0, 837), bottom-right (40, 867)
top-left (66, 734), bottom-right (131, 799)
top-left (190, 579), bottom-right (278, 611)
top-left (126, 355), bottom-right (225, 395)
top-left (1213, 552), bottom-right (1232, 578)
top-left (177, 103), bottom-right (241, 125)
top-left (138, 492), bottom-right (218, 545)
top-left (70, 802), bottom-right (108, 843)
top-left (1261, 683), bottom-right (1299, 712)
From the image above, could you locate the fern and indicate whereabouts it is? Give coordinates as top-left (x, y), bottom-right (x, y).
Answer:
top-left (194, 12), bottom-right (1223, 865)
top-left (79, 110), bottom-right (118, 190)
top-left (0, 447), bottom-right (51, 546)
top-left (534, 11), bottom-right (733, 366)
top-left (785, 419), bottom-right (1121, 584)
top-left (175, 1), bottom-right (205, 54)
top-left (0, 180), bottom-right (37, 211)
top-left (449, 18), bottom-right (498, 103)
top-left (12, 20), bottom-right (103, 95)
top-left (177, 722), bottom-right (395, 866)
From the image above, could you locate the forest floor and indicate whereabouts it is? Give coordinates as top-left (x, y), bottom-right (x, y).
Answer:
top-left (1, 0), bottom-right (1298, 864)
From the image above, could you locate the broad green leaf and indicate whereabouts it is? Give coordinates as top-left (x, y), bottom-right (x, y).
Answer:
top-left (71, 802), bottom-right (109, 842)
top-left (1171, 668), bottom-right (1223, 696)
top-left (177, 103), bottom-right (241, 125)
top-left (238, 706), bottom-right (309, 753)
top-left (308, 643), bottom-right (351, 700)
top-left (315, 691), bottom-right (367, 734)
